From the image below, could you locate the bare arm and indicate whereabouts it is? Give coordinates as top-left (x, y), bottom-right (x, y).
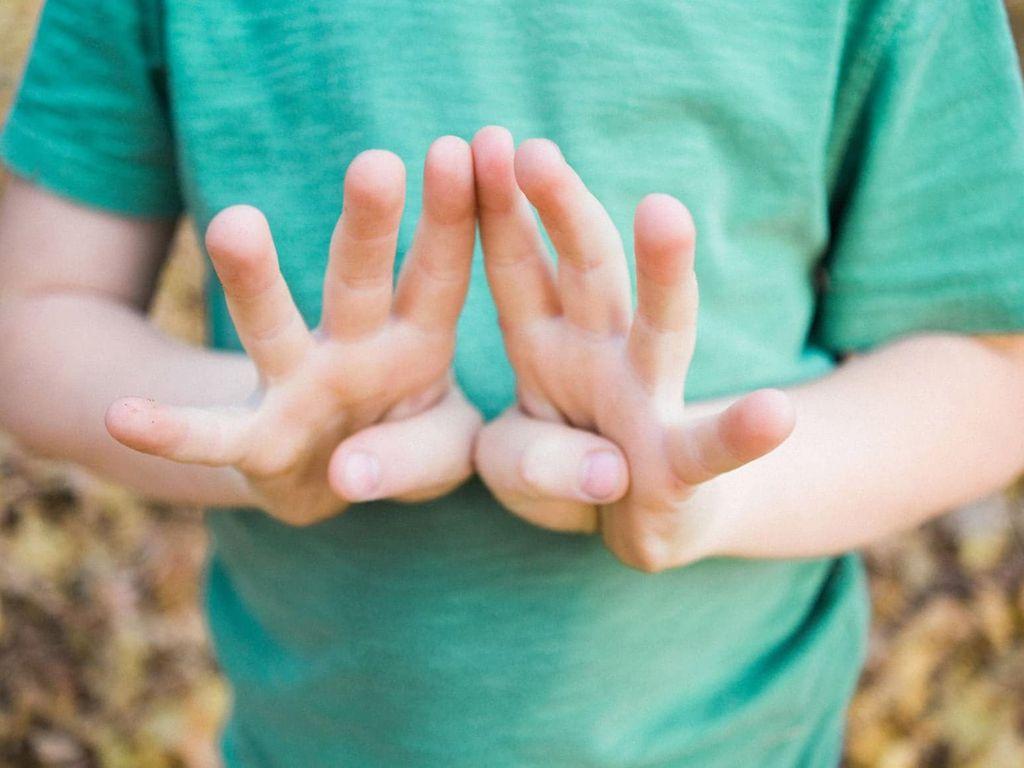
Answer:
top-left (702, 332), bottom-right (1024, 559)
top-left (0, 175), bottom-right (257, 505)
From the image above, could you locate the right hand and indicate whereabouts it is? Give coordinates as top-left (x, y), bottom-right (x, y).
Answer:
top-left (470, 128), bottom-right (793, 571)
top-left (104, 137), bottom-right (482, 525)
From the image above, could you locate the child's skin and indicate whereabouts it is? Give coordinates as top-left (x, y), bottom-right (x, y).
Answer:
top-left (470, 127), bottom-right (1024, 570)
top-left (2, 126), bottom-right (1024, 571)
top-left (0, 136), bottom-right (483, 524)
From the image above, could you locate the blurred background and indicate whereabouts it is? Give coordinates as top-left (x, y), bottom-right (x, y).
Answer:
top-left (2, 3), bottom-right (1024, 767)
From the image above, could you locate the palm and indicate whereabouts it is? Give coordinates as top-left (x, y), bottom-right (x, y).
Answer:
top-left (512, 319), bottom-right (679, 480)
top-left (223, 333), bottom-right (452, 523)
top-left (107, 139), bottom-right (480, 525)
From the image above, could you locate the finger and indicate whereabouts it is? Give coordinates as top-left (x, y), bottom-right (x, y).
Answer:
top-left (392, 136), bottom-right (476, 333)
top-left (474, 407), bottom-right (629, 532)
top-left (321, 150), bottom-right (405, 339)
top-left (328, 386), bottom-right (482, 503)
top-left (513, 139), bottom-right (631, 334)
top-left (668, 388), bottom-right (795, 485)
top-left (471, 126), bottom-right (560, 329)
top-left (627, 194), bottom-right (699, 391)
top-left (205, 206), bottom-right (312, 380)
top-left (105, 397), bottom-right (249, 467)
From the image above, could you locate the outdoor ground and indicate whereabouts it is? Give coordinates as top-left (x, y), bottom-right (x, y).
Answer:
top-left (2, 3), bottom-right (1024, 766)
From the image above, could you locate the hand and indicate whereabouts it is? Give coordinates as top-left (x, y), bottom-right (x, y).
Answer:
top-left (104, 137), bottom-right (482, 525)
top-left (471, 126), bottom-right (795, 571)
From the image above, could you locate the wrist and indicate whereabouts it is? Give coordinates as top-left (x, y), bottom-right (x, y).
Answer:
top-left (680, 468), bottom-right (756, 562)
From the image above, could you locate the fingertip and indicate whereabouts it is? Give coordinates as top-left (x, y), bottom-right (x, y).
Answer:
top-left (423, 135), bottom-right (475, 223)
top-left (427, 134), bottom-right (472, 169)
top-left (329, 445), bottom-right (382, 502)
top-left (350, 147), bottom-right (406, 176)
top-left (344, 149), bottom-right (407, 213)
top-left (519, 432), bottom-right (628, 504)
top-left (332, 391), bottom-right (481, 502)
top-left (103, 396), bottom-right (136, 439)
top-left (748, 388), bottom-right (796, 437)
top-left (472, 124), bottom-right (514, 150)
top-left (470, 127), bottom-right (512, 173)
top-left (104, 397), bottom-right (178, 455)
top-left (635, 194), bottom-right (694, 245)
top-left (634, 194), bottom-right (696, 283)
top-left (513, 138), bottom-right (567, 201)
top-left (579, 449), bottom-right (629, 502)
top-left (516, 137), bottom-right (563, 165)
top-left (206, 205), bottom-right (269, 247)
top-left (727, 389), bottom-right (796, 457)
top-left (471, 126), bottom-right (517, 210)
top-left (205, 205), bottom-right (275, 276)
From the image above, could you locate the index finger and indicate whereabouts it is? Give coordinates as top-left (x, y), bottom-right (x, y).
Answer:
top-left (471, 125), bottom-right (560, 330)
top-left (205, 206), bottom-right (312, 380)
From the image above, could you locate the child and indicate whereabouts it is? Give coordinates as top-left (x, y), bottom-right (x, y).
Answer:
top-left (2, 1), bottom-right (1024, 766)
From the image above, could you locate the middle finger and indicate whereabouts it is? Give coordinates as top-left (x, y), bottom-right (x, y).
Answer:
top-left (321, 150), bottom-right (405, 339)
top-left (514, 139), bottom-right (632, 335)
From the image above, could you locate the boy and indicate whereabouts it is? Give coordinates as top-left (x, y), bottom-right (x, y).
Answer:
top-left (2, 1), bottom-right (1024, 766)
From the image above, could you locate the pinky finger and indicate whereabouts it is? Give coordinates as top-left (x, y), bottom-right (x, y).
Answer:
top-left (474, 407), bottom-right (630, 533)
top-left (328, 387), bottom-right (483, 503)
top-left (105, 397), bottom-right (249, 467)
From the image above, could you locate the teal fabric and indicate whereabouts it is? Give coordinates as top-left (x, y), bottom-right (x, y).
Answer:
top-left (4, 1), bottom-right (1024, 765)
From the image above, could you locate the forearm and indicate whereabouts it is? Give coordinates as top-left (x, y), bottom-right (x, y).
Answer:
top-left (0, 290), bottom-right (258, 505)
top-left (705, 333), bottom-right (1024, 559)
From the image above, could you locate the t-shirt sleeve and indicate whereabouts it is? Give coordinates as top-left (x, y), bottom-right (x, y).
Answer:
top-left (0, 0), bottom-right (182, 217)
top-left (814, 0), bottom-right (1024, 353)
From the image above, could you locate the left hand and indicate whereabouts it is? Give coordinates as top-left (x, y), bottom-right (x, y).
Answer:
top-left (470, 126), bottom-right (796, 572)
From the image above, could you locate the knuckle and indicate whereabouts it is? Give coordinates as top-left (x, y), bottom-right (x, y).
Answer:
top-left (672, 439), bottom-right (718, 488)
top-left (409, 249), bottom-right (468, 286)
top-left (620, 540), bottom-right (670, 574)
top-left (242, 450), bottom-right (295, 479)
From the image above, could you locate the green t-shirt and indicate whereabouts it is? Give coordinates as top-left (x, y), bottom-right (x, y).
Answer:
top-left (5, 1), bottom-right (1024, 765)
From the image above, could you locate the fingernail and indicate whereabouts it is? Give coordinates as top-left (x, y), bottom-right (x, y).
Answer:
top-left (343, 452), bottom-right (381, 500)
top-left (580, 451), bottom-right (622, 501)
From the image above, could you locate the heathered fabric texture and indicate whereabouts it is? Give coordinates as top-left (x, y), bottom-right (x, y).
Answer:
top-left (4, 1), bottom-right (1024, 765)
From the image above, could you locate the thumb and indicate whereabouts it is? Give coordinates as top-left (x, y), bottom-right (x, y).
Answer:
top-left (669, 388), bottom-right (795, 485)
top-left (475, 407), bottom-right (629, 533)
top-left (328, 387), bottom-right (482, 503)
